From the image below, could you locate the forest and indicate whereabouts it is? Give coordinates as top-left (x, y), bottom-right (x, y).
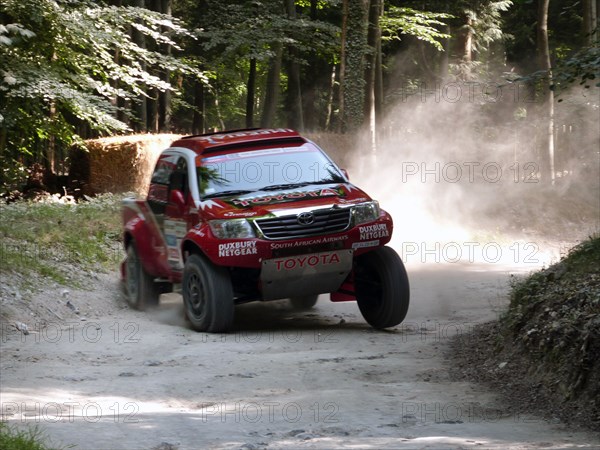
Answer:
top-left (0, 0), bottom-right (598, 193)
top-left (1, 3), bottom-right (600, 447)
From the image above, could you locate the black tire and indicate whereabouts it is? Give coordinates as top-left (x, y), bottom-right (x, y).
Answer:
top-left (354, 246), bottom-right (410, 329)
top-left (124, 243), bottom-right (160, 310)
top-left (183, 254), bottom-right (234, 333)
top-left (289, 295), bottom-right (319, 310)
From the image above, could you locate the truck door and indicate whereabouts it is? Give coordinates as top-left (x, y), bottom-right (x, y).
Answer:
top-left (148, 153), bottom-right (177, 231)
top-left (163, 157), bottom-right (191, 271)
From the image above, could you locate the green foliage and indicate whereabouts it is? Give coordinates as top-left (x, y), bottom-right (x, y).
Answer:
top-left (199, 1), bottom-right (338, 61)
top-left (0, 423), bottom-right (53, 450)
top-left (505, 0), bottom-right (590, 72)
top-left (461, 0), bottom-right (512, 52)
top-left (173, 0), bottom-right (339, 130)
top-left (506, 43), bottom-right (600, 97)
top-left (296, 0), bottom-right (339, 9)
top-left (561, 235), bottom-right (600, 273)
top-left (381, 6), bottom-right (452, 51)
top-left (0, 0), bottom-right (202, 165)
top-left (553, 44), bottom-right (600, 91)
top-left (0, 0), bottom-right (595, 173)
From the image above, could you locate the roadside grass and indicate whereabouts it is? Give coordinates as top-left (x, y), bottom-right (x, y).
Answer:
top-left (0, 422), bottom-right (54, 450)
top-left (0, 194), bottom-right (124, 287)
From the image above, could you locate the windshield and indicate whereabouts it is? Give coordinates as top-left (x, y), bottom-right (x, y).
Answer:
top-left (198, 143), bottom-right (345, 199)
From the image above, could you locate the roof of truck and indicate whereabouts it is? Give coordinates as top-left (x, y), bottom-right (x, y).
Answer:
top-left (170, 128), bottom-right (306, 155)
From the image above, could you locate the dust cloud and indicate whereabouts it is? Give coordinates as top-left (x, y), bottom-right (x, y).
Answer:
top-left (343, 82), bottom-right (599, 269)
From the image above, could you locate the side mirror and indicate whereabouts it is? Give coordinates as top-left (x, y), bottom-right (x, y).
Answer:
top-left (168, 189), bottom-right (186, 216)
top-left (341, 168), bottom-right (349, 181)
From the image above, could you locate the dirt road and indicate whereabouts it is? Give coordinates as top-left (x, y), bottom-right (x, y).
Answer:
top-left (1, 255), bottom-right (599, 449)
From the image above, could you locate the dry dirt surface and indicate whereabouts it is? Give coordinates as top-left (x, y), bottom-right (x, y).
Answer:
top-left (2, 254), bottom-right (600, 449)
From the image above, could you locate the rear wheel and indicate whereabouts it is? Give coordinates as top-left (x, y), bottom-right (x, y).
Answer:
top-left (183, 254), bottom-right (234, 332)
top-left (124, 243), bottom-right (160, 310)
top-left (354, 246), bottom-right (410, 329)
top-left (289, 295), bottom-right (319, 310)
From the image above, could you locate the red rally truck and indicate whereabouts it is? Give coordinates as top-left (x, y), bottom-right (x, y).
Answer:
top-left (122, 128), bottom-right (409, 332)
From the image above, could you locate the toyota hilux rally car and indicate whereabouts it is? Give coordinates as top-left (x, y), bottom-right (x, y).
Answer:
top-left (122, 128), bottom-right (409, 332)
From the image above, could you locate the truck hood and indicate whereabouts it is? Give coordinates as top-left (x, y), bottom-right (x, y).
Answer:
top-left (197, 183), bottom-right (372, 219)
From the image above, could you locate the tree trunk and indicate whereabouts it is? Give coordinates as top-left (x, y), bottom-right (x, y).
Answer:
top-left (459, 12), bottom-right (473, 80)
top-left (537, 0), bottom-right (555, 184)
top-left (147, 88), bottom-right (159, 132)
top-left (284, 0), bottom-right (304, 130)
top-left (46, 102), bottom-right (56, 174)
top-left (286, 59), bottom-right (304, 130)
top-left (340, 0), bottom-right (369, 133)
top-left (338, 0), bottom-right (348, 132)
top-left (363, 0), bottom-right (378, 119)
top-left (132, 0), bottom-right (147, 132)
top-left (582, 0), bottom-right (598, 45)
top-left (146, 0), bottom-right (161, 133)
top-left (364, 0), bottom-right (382, 153)
top-left (440, 24), bottom-right (450, 80)
top-left (246, 58), bottom-right (257, 128)
top-left (374, 0), bottom-right (383, 124)
top-left (0, 127), bottom-right (7, 158)
top-left (310, 0), bottom-right (318, 19)
top-left (192, 80), bottom-right (205, 134)
top-left (261, 44), bottom-right (283, 128)
top-left (594, 0), bottom-right (599, 43)
top-left (325, 65), bottom-right (337, 131)
top-left (463, 17), bottom-right (473, 63)
top-left (158, 80), bottom-right (172, 132)
top-left (158, 0), bottom-right (172, 132)
top-left (214, 84), bottom-right (226, 131)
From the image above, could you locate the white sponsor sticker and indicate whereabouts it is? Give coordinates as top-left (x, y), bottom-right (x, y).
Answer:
top-left (358, 223), bottom-right (389, 240)
top-left (223, 211), bottom-right (258, 217)
top-left (164, 219), bottom-right (187, 268)
top-left (218, 241), bottom-right (258, 257)
top-left (352, 240), bottom-right (379, 249)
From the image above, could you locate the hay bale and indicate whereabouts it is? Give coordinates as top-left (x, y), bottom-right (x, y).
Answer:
top-left (71, 134), bottom-right (181, 195)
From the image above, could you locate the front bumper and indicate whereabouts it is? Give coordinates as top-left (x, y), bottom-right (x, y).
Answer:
top-left (260, 249), bottom-right (354, 300)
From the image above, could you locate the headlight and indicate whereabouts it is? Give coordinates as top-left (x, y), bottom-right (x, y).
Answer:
top-left (352, 201), bottom-right (380, 225)
top-left (209, 219), bottom-right (256, 239)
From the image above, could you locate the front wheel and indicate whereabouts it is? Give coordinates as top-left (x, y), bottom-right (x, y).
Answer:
top-left (354, 246), bottom-right (410, 329)
top-left (124, 243), bottom-right (160, 310)
top-left (183, 254), bottom-right (234, 333)
top-left (289, 295), bottom-right (319, 310)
